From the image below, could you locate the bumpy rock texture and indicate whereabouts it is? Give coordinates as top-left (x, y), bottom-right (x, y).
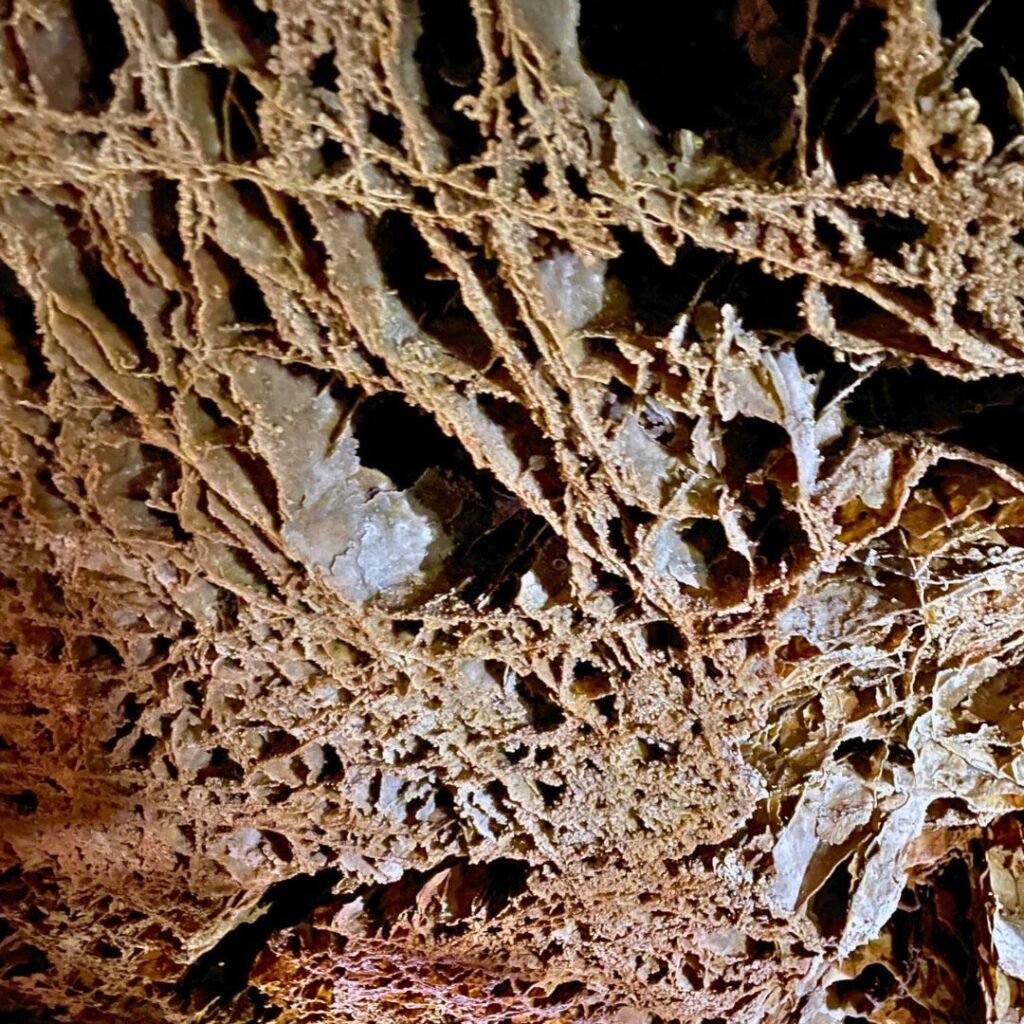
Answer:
top-left (5, 0), bottom-right (1024, 1021)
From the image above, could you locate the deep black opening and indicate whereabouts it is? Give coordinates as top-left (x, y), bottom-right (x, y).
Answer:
top-left (833, 736), bottom-right (885, 777)
top-left (578, 0), bottom-right (802, 166)
top-left (720, 259), bottom-right (806, 335)
top-left (0, 259), bottom-right (49, 394)
top-left (1, 789), bottom-right (38, 815)
top-left (362, 856), bottom-right (529, 936)
top-left (605, 229), bottom-right (727, 334)
top-left (318, 743), bottom-right (344, 783)
top-left (522, 161), bottom-right (548, 199)
top-left (194, 747), bottom-right (244, 783)
top-left (644, 621), bottom-right (683, 650)
top-left (177, 868), bottom-right (342, 1009)
top-left (814, 215), bottom-right (846, 262)
top-left (215, 0), bottom-right (279, 63)
top-left (1, 942), bottom-right (52, 979)
top-left (129, 733), bottom-right (157, 761)
top-left (503, 743), bottom-right (529, 764)
top-left (753, 487), bottom-right (810, 570)
top-left (848, 362), bottom-right (1024, 473)
top-left (937, 0), bottom-right (1023, 152)
top-left (594, 693), bottom-right (618, 725)
top-left (372, 210), bottom-right (493, 369)
top-left (537, 780), bottom-right (566, 806)
top-left (163, 0), bottom-right (202, 57)
top-left (515, 674), bottom-right (566, 732)
top-left (804, 3), bottom-right (902, 183)
top-left (58, 211), bottom-right (155, 371)
top-left (462, 508), bottom-right (554, 610)
top-left (350, 392), bottom-right (468, 488)
top-left (279, 196), bottom-right (330, 287)
top-left (853, 208), bottom-right (927, 263)
top-left (827, 962), bottom-right (897, 1011)
top-left (319, 136), bottom-right (347, 174)
top-left (368, 110), bottom-right (404, 149)
top-left (207, 68), bottom-right (266, 163)
top-left (413, 0), bottom-right (485, 164)
top-left (70, 0), bottom-right (127, 110)
top-left (347, 382), bottom-right (552, 613)
top-left (150, 178), bottom-right (186, 266)
top-left (310, 48), bottom-right (339, 91)
top-left (809, 856), bottom-right (854, 940)
top-left (793, 334), bottom-right (860, 413)
top-left (202, 240), bottom-right (273, 326)
top-left (721, 418), bottom-right (790, 489)
top-left (564, 165), bottom-right (592, 199)
top-left (861, 856), bottom-right (985, 1021)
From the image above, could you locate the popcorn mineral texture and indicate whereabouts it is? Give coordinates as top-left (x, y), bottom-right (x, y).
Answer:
top-left (3, 1), bottom-right (1024, 1022)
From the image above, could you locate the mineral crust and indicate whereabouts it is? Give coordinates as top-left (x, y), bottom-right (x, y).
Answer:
top-left (4, 1), bottom-right (1024, 1021)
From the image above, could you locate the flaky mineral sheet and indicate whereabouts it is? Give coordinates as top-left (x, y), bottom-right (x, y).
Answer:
top-left (4, 1), bottom-right (1024, 1021)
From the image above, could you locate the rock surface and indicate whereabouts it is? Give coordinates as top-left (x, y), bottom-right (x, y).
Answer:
top-left (3, 1), bottom-right (1024, 1021)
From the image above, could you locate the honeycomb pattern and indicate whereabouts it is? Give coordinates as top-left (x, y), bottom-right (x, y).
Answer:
top-left (5, 1), bottom-right (1024, 1021)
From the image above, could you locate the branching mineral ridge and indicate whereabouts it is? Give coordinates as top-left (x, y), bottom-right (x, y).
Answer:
top-left (3, 1), bottom-right (1024, 1021)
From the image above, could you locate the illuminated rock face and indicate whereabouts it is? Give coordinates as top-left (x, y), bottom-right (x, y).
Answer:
top-left (5, 2), bottom-right (1024, 1021)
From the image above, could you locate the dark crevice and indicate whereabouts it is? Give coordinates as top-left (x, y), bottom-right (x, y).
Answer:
top-left (848, 362), bottom-right (1024, 474)
top-left (477, 394), bottom-right (563, 499)
top-left (579, 0), bottom-right (803, 166)
top-left (831, 856), bottom-right (986, 1021)
top-left (752, 487), bottom-right (810, 571)
top-left (565, 165), bottom-right (592, 199)
top-left (827, 287), bottom-right (933, 357)
top-left (310, 48), bottom-right (339, 91)
top-left (1, 789), bottom-right (38, 815)
top-left (515, 674), bottom-right (566, 732)
top-left (207, 67), bottom-right (266, 163)
top-left (522, 161), bottom-right (548, 200)
top-left (457, 506), bottom-right (552, 611)
top-left (350, 392), bottom-right (470, 489)
top-left (194, 746), bottom-right (244, 783)
top-left (177, 868), bottom-right (342, 1009)
top-left (368, 110), bottom-right (404, 149)
top-left (58, 210), bottom-right (157, 372)
top-left (606, 230), bottom-right (804, 337)
top-left (163, 0), bottom-right (202, 58)
top-left (805, 3), bottom-right (902, 183)
top-left (69, 0), bottom-right (127, 111)
top-left (721, 418), bottom-right (789, 489)
top-left (809, 854), bottom-right (854, 940)
top-left (230, 180), bottom-right (289, 252)
top-left (0, 259), bottom-right (50, 395)
top-left (814, 215), bottom-right (846, 262)
top-left (605, 229), bottom-right (727, 334)
top-left (364, 856), bottom-right (530, 937)
top-left (413, 0), bottom-right (485, 164)
top-left (347, 388), bottom-right (552, 612)
top-left (201, 240), bottom-right (273, 326)
top-left (318, 744), bottom-right (344, 783)
top-left (318, 136), bottom-right (348, 175)
top-left (833, 736), bottom-right (886, 778)
top-left (150, 178), bottom-right (186, 267)
top-left (854, 209), bottom-right (927, 263)
top-left (719, 260), bottom-right (807, 335)
top-left (373, 210), bottom-right (493, 369)
top-left (1, 942), bottom-right (52, 979)
top-left (937, 0), bottom-right (1024, 152)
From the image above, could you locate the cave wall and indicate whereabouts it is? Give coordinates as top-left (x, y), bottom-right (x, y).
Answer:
top-left (4, 1), bottom-right (1024, 1021)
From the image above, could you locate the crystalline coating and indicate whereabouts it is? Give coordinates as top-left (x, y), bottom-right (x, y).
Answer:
top-left (5, 1), bottom-right (1024, 1022)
